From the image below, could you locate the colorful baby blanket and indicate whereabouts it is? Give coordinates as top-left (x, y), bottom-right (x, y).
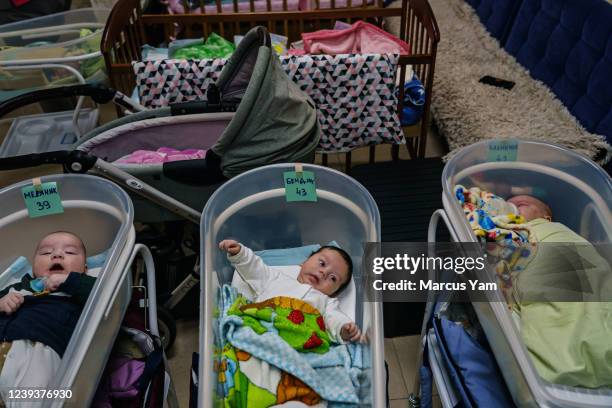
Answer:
top-left (455, 185), bottom-right (535, 302)
top-left (216, 285), bottom-right (367, 407)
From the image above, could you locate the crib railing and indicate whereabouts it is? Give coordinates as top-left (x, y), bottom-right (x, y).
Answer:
top-left (101, 0), bottom-right (439, 165)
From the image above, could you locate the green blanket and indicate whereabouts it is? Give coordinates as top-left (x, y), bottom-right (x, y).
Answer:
top-left (515, 219), bottom-right (612, 388)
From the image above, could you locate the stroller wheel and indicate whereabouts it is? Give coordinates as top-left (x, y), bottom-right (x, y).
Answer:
top-left (157, 306), bottom-right (177, 350)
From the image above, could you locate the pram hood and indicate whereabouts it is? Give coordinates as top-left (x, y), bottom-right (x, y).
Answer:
top-left (75, 26), bottom-right (319, 179)
top-left (210, 26), bottom-right (320, 177)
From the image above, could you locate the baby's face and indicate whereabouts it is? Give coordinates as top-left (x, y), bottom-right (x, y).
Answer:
top-left (298, 248), bottom-right (349, 296)
top-left (32, 232), bottom-right (87, 278)
top-left (507, 195), bottom-right (551, 222)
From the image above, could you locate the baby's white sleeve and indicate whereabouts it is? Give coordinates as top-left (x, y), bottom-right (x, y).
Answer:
top-left (227, 244), bottom-right (276, 297)
top-left (324, 297), bottom-right (353, 344)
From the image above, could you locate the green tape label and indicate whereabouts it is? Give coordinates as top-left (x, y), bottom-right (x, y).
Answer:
top-left (488, 140), bottom-right (518, 162)
top-left (284, 171), bottom-right (317, 202)
top-left (21, 181), bottom-right (64, 218)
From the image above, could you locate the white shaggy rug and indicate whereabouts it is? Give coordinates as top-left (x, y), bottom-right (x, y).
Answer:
top-left (386, 0), bottom-right (611, 163)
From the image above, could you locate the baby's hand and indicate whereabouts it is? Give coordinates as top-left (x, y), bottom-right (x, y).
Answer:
top-left (0, 292), bottom-right (24, 315)
top-left (45, 274), bottom-right (68, 292)
top-left (341, 322), bottom-right (362, 342)
top-left (219, 240), bottom-right (241, 256)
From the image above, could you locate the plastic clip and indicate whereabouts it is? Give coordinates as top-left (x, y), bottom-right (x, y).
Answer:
top-left (32, 177), bottom-right (42, 191)
top-left (295, 163), bottom-right (303, 176)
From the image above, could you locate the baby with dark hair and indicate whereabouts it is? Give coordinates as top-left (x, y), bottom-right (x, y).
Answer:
top-left (0, 231), bottom-right (96, 404)
top-left (219, 240), bottom-right (362, 343)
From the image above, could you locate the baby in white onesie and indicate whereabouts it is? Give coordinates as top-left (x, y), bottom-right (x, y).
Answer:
top-left (219, 240), bottom-right (362, 343)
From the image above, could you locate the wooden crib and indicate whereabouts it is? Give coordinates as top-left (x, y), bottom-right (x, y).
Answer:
top-left (101, 0), bottom-right (439, 163)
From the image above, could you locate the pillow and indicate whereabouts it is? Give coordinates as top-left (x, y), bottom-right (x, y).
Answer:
top-left (255, 241), bottom-right (341, 266)
top-left (255, 244), bottom-right (320, 266)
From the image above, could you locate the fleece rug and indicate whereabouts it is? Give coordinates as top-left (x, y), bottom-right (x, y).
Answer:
top-left (385, 0), bottom-right (611, 165)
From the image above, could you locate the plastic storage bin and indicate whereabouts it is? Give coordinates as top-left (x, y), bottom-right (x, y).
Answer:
top-left (198, 163), bottom-right (385, 407)
top-left (437, 140), bottom-right (612, 407)
top-left (0, 8), bottom-right (110, 95)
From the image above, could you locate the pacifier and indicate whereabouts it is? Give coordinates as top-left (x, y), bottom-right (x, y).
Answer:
top-left (30, 277), bottom-right (49, 296)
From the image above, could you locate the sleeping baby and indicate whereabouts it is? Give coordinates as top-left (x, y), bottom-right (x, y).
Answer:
top-left (219, 239), bottom-right (362, 343)
top-left (456, 186), bottom-right (612, 389)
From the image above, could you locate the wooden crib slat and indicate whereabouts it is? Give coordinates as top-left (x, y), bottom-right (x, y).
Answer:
top-left (127, 24), bottom-right (140, 60)
top-left (283, 16), bottom-right (289, 38)
top-left (418, 24), bottom-right (425, 55)
top-left (399, 0), bottom-right (407, 42)
top-left (410, 11), bottom-right (417, 48)
top-left (219, 21), bottom-right (226, 37)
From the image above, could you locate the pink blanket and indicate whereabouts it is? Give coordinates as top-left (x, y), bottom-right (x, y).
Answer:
top-left (116, 147), bottom-right (207, 164)
top-left (290, 21), bottom-right (410, 55)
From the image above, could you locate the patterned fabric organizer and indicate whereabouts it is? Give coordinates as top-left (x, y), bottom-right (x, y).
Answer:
top-left (133, 54), bottom-right (404, 152)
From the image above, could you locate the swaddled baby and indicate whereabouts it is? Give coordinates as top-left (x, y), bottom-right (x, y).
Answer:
top-left (219, 240), bottom-right (362, 343)
top-left (457, 187), bottom-right (612, 389)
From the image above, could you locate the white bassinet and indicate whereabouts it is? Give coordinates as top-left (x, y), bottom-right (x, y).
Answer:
top-left (427, 140), bottom-right (612, 407)
top-left (198, 163), bottom-right (385, 407)
top-left (0, 173), bottom-right (160, 407)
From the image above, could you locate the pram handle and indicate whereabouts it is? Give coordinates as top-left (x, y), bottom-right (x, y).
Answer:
top-left (0, 150), bottom-right (97, 173)
top-left (0, 84), bottom-right (143, 119)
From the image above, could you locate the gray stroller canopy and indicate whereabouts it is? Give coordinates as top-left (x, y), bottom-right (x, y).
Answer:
top-left (212, 26), bottom-right (320, 177)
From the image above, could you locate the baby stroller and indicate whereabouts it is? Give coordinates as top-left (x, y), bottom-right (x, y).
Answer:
top-left (0, 25), bottom-right (320, 222)
top-left (418, 140), bottom-right (612, 407)
top-left (198, 163), bottom-right (386, 407)
top-left (0, 173), bottom-right (174, 406)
